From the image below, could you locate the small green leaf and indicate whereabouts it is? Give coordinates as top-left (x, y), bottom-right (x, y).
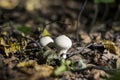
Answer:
top-left (54, 59), bottom-right (71, 76)
top-left (80, 60), bottom-right (87, 69)
top-left (17, 26), bottom-right (32, 34)
top-left (94, 0), bottom-right (115, 3)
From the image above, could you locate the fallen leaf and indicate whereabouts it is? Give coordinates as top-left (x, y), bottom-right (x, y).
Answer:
top-left (0, 37), bottom-right (20, 56)
top-left (101, 40), bottom-right (119, 55)
top-left (4, 41), bottom-right (20, 56)
top-left (21, 38), bottom-right (27, 50)
top-left (0, 0), bottom-right (19, 9)
top-left (17, 60), bottom-right (54, 79)
top-left (30, 65), bottom-right (54, 79)
top-left (17, 60), bottom-right (37, 68)
top-left (25, 0), bottom-right (41, 11)
top-left (41, 28), bottom-right (51, 37)
top-left (91, 69), bottom-right (110, 80)
top-left (17, 26), bottom-right (32, 34)
top-left (0, 37), bottom-right (6, 46)
top-left (54, 59), bottom-right (71, 76)
top-left (80, 31), bottom-right (91, 44)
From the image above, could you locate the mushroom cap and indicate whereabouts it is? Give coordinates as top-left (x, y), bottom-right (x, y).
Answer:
top-left (40, 36), bottom-right (54, 46)
top-left (55, 35), bottom-right (72, 49)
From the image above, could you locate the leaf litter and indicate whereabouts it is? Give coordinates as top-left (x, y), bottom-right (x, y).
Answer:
top-left (0, 25), bottom-right (119, 80)
top-left (0, 0), bottom-right (120, 80)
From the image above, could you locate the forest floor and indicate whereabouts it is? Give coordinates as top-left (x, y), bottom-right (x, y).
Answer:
top-left (0, 0), bottom-right (120, 80)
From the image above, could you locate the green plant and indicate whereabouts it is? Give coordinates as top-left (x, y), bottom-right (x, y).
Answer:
top-left (94, 0), bottom-right (115, 3)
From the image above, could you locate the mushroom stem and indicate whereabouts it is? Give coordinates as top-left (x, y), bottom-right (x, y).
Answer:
top-left (59, 49), bottom-right (68, 55)
top-left (59, 49), bottom-right (69, 59)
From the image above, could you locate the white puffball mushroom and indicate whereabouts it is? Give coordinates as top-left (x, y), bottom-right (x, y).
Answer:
top-left (55, 35), bottom-right (72, 58)
top-left (40, 36), bottom-right (54, 46)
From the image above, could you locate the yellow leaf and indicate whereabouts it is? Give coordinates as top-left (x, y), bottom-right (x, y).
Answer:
top-left (41, 28), bottom-right (51, 37)
top-left (4, 46), bottom-right (11, 56)
top-left (29, 65), bottom-right (54, 79)
top-left (21, 38), bottom-right (27, 50)
top-left (0, 37), bottom-right (6, 45)
top-left (34, 65), bottom-right (54, 78)
top-left (0, 37), bottom-right (10, 56)
top-left (0, 0), bottom-right (19, 9)
top-left (2, 31), bottom-right (8, 36)
top-left (25, 0), bottom-right (40, 11)
top-left (4, 41), bottom-right (20, 56)
top-left (101, 40), bottom-right (119, 55)
top-left (17, 60), bottom-right (37, 68)
top-left (0, 37), bottom-right (22, 56)
top-left (17, 60), bottom-right (54, 78)
top-left (9, 41), bottom-right (20, 53)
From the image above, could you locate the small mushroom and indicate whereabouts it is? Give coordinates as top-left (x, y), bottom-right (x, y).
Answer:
top-left (55, 35), bottom-right (72, 58)
top-left (40, 36), bottom-right (54, 47)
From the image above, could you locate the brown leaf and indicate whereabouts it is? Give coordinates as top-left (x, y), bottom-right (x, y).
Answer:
top-left (101, 40), bottom-right (119, 55)
top-left (80, 31), bottom-right (91, 44)
top-left (30, 65), bottom-right (54, 80)
top-left (34, 65), bottom-right (53, 78)
top-left (91, 69), bottom-right (110, 80)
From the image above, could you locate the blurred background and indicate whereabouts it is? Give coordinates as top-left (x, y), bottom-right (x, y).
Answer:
top-left (0, 0), bottom-right (119, 34)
